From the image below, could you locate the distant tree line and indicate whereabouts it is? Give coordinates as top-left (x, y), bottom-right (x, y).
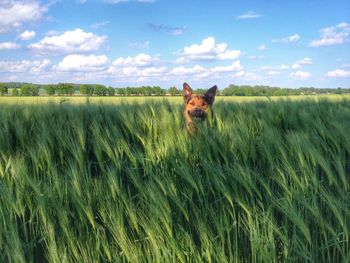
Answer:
top-left (20, 84), bottom-right (40, 96)
top-left (168, 86), bottom-right (181, 95)
top-left (1, 82), bottom-right (350, 97)
top-left (0, 83), bottom-right (40, 96)
top-left (221, 84), bottom-right (350, 96)
top-left (0, 83), bottom-right (172, 96)
top-left (115, 86), bottom-right (165, 96)
top-left (0, 83), bottom-right (8, 96)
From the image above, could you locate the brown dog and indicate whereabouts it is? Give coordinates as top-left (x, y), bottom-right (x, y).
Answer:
top-left (183, 82), bottom-right (217, 133)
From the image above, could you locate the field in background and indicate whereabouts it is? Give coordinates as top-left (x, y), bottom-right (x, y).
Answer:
top-left (0, 94), bottom-right (350, 105)
top-left (0, 98), bottom-right (349, 262)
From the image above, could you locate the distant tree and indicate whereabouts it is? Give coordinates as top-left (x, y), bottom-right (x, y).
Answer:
top-left (125, 87), bottom-right (133, 96)
top-left (168, 86), bottom-right (179, 96)
top-left (116, 88), bottom-right (126, 96)
top-left (335, 87), bottom-right (343, 94)
top-left (222, 84), bottom-right (312, 96)
top-left (80, 84), bottom-right (94, 96)
top-left (95, 85), bottom-right (108, 96)
top-left (57, 83), bottom-right (65, 96)
top-left (45, 84), bottom-right (56, 96)
top-left (273, 88), bottom-right (289, 96)
top-left (153, 86), bottom-right (165, 95)
top-left (20, 84), bottom-right (31, 96)
top-left (20, 84), bottom-right (39, 96)
top-left (0, 83), bottom-right (8, 96)
top-left (107, 86), bottom-right (115, 96)
top-left (66, 84), bottom-right (75, 96)
top-left (31, 86), bottom-right (40, 96)
top-left (57, 83), bottom-right (74, 96)
top-left (12, 88), bottom-right (19, 96)
top-left (2, 82), bottom-right (349, 97)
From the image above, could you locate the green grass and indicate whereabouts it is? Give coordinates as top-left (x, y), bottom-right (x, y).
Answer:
top-left (0, 94), bottom-right (350, 105)
top-left (0, 98), bottom-right (349, 262)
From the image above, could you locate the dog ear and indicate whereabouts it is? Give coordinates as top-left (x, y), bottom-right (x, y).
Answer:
top-left (183, 82), bottom-right (193, 103)
top-left (204, 85), bottom-right (217, 105)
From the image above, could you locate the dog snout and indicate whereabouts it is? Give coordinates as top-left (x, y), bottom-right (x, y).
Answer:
top-left (190, 108), bottom-right (205, 118)
top-left (194, 107), bottom-right (203, 113)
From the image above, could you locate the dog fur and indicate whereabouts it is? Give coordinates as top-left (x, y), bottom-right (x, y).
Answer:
top-left (183, 82), bottom-right (217, 133)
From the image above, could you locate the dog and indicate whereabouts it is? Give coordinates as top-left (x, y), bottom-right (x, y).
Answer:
top-left (183, 82), bottom-right (217, 133)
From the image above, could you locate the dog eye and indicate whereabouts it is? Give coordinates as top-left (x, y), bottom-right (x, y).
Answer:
top-left (189, 101), bottom-right (195, 105)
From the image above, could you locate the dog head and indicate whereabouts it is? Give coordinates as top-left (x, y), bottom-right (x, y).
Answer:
top-left (183, 82), bottom-right (217, 119)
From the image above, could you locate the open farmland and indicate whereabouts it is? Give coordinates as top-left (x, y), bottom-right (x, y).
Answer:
top-left (0, 94), bottom-right (350, 105)
top-left (0, 97), bottom-right (350, 262)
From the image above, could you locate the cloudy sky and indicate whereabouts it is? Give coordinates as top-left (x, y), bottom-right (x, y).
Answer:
top-left (0, 0), bottom-right (349, 89)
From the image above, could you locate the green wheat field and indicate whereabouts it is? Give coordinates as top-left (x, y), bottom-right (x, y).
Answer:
top-left (0, 96), bottom-right (349, 262)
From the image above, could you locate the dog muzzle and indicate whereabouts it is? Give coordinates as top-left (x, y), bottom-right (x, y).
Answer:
top-left (189, 108), bottom-right (206, 118)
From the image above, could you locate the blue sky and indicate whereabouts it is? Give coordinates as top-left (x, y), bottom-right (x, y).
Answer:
top-left (0, 0), bottom-right (349, 89)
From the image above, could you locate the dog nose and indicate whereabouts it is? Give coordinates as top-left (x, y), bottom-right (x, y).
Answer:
top-left (193, 108), bottom-right (204, 116)
top-left (194, 108), bottom-right (203, 114)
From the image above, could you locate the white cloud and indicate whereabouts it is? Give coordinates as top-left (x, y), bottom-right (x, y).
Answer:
top-left (260, 58), bottom-right (311, 72)
top-left (259, 66), bottom-right (273, 71)
top-left (296, 57), bottom-right (313, 65)
top-left (0, 42), bottom-right (20, 50)
top-left (147, 23), bottom-right (186, 35)
top-left (91, 21), bottom-right (110, 29)
top-left (18, 30), bottom-right (36, 41)
top-left (233, 71), bottom-right (246, 78)
top-left (105, 65), bottom-right (167, 80)
top-left (124, 66), bottom-right (167, 77)
top-left (31, 59), bottom-right (51, 73)
top-left (174, 57), bottom-right (186, 64)
top-left (105, 53), bottom-right (165, 80)
top-left (290, 70), bottom-right (311, 80)
top-left (0, 0), bottom-right (48, 33)
top-left (178, 37), bottom-right (242, 62)
top-left (248, 55), bottom-right (264, 60)
top-left (210, 61), bottom-right (242, 73)
top-left (260, 65), bottom-right (294, 71)
top-left (309, 22), bottom-right (350, 47)
top-left (170, 65), bottom-right (208, 76)
top-left (0, 59), bottom-right (51, 73)
top-left (267, 70), bottom-right (280, 75)
top-left (291, 63), bottom-right (301, 69)
top-left (112, 53), bottom-right (158, 67)
top-left (77, 0), bottom-right (87, 4)
top-left (0, 60), bottom-right (29, 72)
top-left (272, 34), bottom-right (300, 43)
top-left (217, 49), bottom-right (242, 60)
top-left (107, 61), bottom-right (243, 79)
top-left (327, 69), bottom-right (350, 78)
top-left (258, 45), bottom-right (266, 50)
top-left (28, 28), bottom-right (107, 55)
top-left (288, 34), bottom-right (301, 42)
top-left (137, 66), bottom-right (166, 77)
top-left (184, 37), bottom-right (217, 55)
top-left (232, 70), bottom-right (259, 81)
top-left (243, 72), bottom-right (259, 80)
top-left (236, 11), bottom-right (261, 20)
top-left (56, 54), bottom-right (108, 72)
top-left (129, 41), bottom-right (150, 49)
top-left (45, 30), bottom-right (60, 36)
